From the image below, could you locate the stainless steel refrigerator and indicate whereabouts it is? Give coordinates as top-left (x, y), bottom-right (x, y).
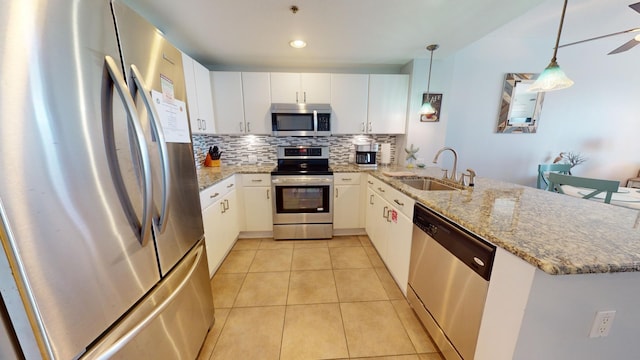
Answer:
top-left (0, 1), bottom-right (214, 359)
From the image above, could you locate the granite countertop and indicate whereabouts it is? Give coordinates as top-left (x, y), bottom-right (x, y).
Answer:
top-left (197, 164), bottom-right (640, 275)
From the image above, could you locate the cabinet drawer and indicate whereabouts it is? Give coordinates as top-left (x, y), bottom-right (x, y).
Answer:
top-left (386, 187), bottom-right (414, 219)
top-left (334, 173), bottom-right (360, 185)
top-left (368, 176), bottom-right (386, 196)
top-left (242, 173), bottom-right (271, 187)
top-left (200, 175), bottom-right (236, 209)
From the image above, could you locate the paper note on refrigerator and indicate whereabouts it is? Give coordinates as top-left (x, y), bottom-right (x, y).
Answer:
top-left (151, 90), bottom-right (191, 143)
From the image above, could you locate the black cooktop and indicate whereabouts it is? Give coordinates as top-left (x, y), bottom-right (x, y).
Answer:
top-left (271, 159), bottom-right (333, 176)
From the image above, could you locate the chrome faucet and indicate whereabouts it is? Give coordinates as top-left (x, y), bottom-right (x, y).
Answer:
top-left (432, 147), bottom-right (458, 182)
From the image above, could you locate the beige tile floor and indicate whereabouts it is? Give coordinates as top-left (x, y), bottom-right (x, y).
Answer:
top-left (198, 235), bottom-right (444, 360)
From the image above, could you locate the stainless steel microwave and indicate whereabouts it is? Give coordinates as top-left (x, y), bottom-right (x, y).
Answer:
top-left (271, 103), bottom-right (332, 136)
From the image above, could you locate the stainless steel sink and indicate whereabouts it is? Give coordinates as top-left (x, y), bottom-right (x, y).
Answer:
top-left (398, 177), bottom-right (460, 191)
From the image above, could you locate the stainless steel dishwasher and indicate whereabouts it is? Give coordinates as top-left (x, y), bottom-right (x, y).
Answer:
top-left (407, 203), bottom-right (495, 360)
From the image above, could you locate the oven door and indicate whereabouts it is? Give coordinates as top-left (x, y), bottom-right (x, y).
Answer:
top-left (271, 176), bottom-right (333, 224)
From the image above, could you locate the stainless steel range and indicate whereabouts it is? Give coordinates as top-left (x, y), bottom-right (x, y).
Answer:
top-left (271, 146), bottom-right (333, 240)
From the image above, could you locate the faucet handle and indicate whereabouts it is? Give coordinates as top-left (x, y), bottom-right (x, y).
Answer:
top-left (459, 173), bottom-right (467, 186)
top-left (466, 168), bottom-right (476, 186)
top-left (441, 169), bottom-right (448, 180)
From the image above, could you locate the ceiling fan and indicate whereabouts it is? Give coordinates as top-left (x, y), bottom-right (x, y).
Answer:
top-left (559, 1), bottom-right (640, 55)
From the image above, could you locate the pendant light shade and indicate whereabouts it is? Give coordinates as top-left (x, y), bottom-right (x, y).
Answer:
top-left (529, 0), bottom-right (574, 93)
top-left (420, 44), bottom-right (439, 115)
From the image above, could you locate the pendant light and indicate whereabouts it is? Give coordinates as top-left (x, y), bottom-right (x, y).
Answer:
top-left (420, 44), bottom-right (439, 115)
top-left (529, 0), bottom-right (574, 92)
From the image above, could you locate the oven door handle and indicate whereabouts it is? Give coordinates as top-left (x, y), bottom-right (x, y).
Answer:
top-left (272, 177), bottom-right (333, 185)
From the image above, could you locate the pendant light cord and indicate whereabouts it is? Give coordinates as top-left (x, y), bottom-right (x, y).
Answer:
top-left (425, 44), bottom-right (438, 95)
top-left (551, 0), bottom-right (569, 63)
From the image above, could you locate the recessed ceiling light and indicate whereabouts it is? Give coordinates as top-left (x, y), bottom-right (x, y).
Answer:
top-left (289, 40), bottom-right (307, 49)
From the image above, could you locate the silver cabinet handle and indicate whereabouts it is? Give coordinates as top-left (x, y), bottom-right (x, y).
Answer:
top-left (103, 55), bottom-right (152, 247)
top-left (383, 206), bottom-right (389, 219)
top-left (378, 187), bottom-right (385, 193)
top-left (386, 209), bottom-right (392, 222)
top-left (303, 91), bottom-right (307, 103)
top-left (266, 189), bottom-right (270, 200)
top-left (361, 122), bottom-right (365, 132)
top-left (227, 183), bottom-right (234, 188)
top-left (209, 192), bottom-right (220, 199)
top-left (335, 188), bottom-right (339, 198)
top-left (368, 122), bottom-right (372, 132)
top-left (341, 178), bottom-right (352, 181)
top-left (394, 199), bottom-right (404, 206)
top-left (224, 199), bottom-right (230, 211)
top-left (251, 179), bottom-right (263, 183)
top-left (130, 64), bottom-right (171, 234)
top-left (367, 180), bottom-right (373, 185)
top-left (247, 122), bottom-right (251, 133)
top-left (296, 91), bottom-right (299, 103)
top-left (220, 201), bottom-right (226, 214)
top-left (369, 194), bottom-right (374, 205)
top-left (239, 122), bottom-right (244, 132)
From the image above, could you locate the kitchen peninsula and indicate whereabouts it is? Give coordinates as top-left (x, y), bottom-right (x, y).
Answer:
top-left (197, 164), bottom-right (640, 359)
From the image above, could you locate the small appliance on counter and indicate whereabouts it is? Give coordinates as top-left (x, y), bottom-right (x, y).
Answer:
top-left (355, 143), bottom-right (379, 168)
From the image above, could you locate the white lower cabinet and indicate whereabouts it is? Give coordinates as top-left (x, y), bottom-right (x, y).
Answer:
top-left (200, 176), bottom-right (239, 277)
top-left (365, 175), bottom-right (414, 294)
top-left (241, 174), bottom-right (273, 233)
top-left (333, 173), bottom-right (362, 230)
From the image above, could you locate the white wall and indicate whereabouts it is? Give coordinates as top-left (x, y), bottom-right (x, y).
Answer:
top-left (401, 57), bottom-right (454, 167)
top-left (438, 0), bottom-right (640, 187)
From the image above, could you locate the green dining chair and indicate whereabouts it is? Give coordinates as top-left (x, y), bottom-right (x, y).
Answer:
top-left (537, 163), bottom-right (572, 190)
top-left (547, 172), bottom-right (620, 204)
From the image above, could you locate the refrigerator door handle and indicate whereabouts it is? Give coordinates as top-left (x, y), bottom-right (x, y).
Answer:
top-left (103, 55), bottom-right (153, 246)
top-left (88, 244), bottom-right (205, 360)
top-left (129, 64), bottom-right (171, 234)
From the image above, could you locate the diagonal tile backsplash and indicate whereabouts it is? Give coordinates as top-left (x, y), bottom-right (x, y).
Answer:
top-left (192, 134), bottom-right (397, 168)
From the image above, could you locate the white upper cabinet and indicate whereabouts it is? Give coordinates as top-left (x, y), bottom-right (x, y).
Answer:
top-left (182, 52), bottom-right (215, 135)
top-left (367, 74), bottom-right (409, 134)
top-left (211, 72), bottom-right (272, 135)
top-left (330, 74), bottom-right (370, 134)
top-left (270, 72), bottom-right (330, 104)
top-left (211, 71), bottom-right (245, 134)
top-left (241, 72), bottom-right (272, 134)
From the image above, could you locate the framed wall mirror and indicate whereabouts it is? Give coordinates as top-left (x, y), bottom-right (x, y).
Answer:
top-left (496, 73), bottom-right (545, 134)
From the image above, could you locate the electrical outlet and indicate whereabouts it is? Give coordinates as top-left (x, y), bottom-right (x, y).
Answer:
top-left (589, 310), bottom-right (616, 338)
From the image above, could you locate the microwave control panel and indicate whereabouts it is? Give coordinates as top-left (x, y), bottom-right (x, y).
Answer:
top-left (317, 113), bottom-right (331, 131)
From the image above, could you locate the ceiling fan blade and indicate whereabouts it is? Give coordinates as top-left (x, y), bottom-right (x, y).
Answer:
top-left (608, 38), bottom-right (640, 54)
top-left (630, 2), bottom-right (640, 14)
top-left (559, 28), bottom-right (640, 48)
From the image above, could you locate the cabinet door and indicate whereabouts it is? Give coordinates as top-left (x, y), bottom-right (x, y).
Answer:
top-left (367, 74), bottom-right (409, 134)
top-left (385, 207), bottom-right (413, 295)
top-left (301, 73), bottom-right (331, 104)
top-left (222, 190), bottom-right (240, 250)
top-left (181, 52), bottom-right (203, 134)
top-left (333, 185), bottom-right (361, 229)
top-left (365, 188), bottom-right (389, 260)
top-left (193, 60), bottom-right (216, 134)
top-left (242, 72), bottom-right (272, 134)
top-left (270, 72), bottom-right (300, 103)
top-left (202, 199), bottom-right (225, 277)
top-left (331, 74), bottom-right (369, 134)
top-left (243, 187), bottom-right (273, 232)
top-left (211, 71), bottom-right (245, 134)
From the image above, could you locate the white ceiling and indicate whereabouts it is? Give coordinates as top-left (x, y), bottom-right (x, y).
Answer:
top-left (123, 0), bottom-right (547, 72)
